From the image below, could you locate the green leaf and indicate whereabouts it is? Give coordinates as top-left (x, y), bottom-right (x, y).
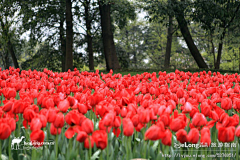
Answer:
top-left (152, 140), bottom-right (159, 151)
top-left (49, 151), bottom-right (55, 160)
top-left (91, 149), bottom-right (101, 160)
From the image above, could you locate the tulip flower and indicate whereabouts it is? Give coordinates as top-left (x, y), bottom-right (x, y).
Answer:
top-left (30, 130), bottom-right (45, 147)
top-left (191, 113), bottom-right (207, 128)
top-left (82, 119), bottom-right (94, 134)
top-left (176, 129), bottom-right (188, 144)
top-left (145, 125), bottom-right (165, 141)
top-left (53, 112), bottom-right (65, 128)
top-left (122, 118), bottom-right (134, 136)
top-left (92, 130), bottom-right (108, 150)
top-left (187, 128), bottom-right (199, 144)
top-left (218, 126), bottom-right (235, 142)
top-left (221, 97), bottom-right (232, 110)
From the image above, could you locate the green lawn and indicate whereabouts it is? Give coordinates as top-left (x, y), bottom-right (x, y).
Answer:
top-left (99, 68), bottom-right (240, 76)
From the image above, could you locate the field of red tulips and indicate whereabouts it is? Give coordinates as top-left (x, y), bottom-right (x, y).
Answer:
top-left (0, 67), bottom-right (240, 160)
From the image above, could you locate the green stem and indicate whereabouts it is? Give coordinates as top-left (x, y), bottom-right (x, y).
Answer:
top-left (220, 145), bottom-right (223, 160)
top-left (126, 136), bottom-right (129, 160)
top-left (143, 126), bottom-right (148, 159)
top-left (17, 115), bottom-right (21, 137)
top-left (88, 137), bottom-right (92, 160)
top-left (0, 140), bottom-right (2, 160)
top-left (107, 129), bottom-right (109, 160)
top-left (100, 151), bottom-right (103, 160)
top-left (129, 136), bottom-right (132, 159)
top-left (55, 133), bottom-right (58, 160)
top-left (237, 138), bottom-right (239, 160)
top-left (144, 140), bottom-right (147, 159)
top-left (31, 148), bottom-right (36, 160)
top-left (68, 138), bottom-right (72, 159)
top-left (8, 137), bottom-right (11, 160)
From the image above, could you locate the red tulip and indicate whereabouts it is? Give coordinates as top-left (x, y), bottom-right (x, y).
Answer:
top-left (131, 115), bottom-right (139, 127)
top-left (23, 108), bottom-right (36, 122)
top-left (92, 130), bottom-right (108, 150)
top-left (6, 88), bottom-right (16, 99)
top-left (176, 129), bottom-right (188, 144)
top-left (65, 110), bottom-right (81, 126)
top-left (12, 100), bottom-right (26, 114)
top-left (233, 98), bottom-right (240, 110)
top-left (170, 117), bottom-right (186, 132)
top-left (187, 128), bottom-right (199, 144)
top-left (221, 98), bottom-right (232, 110)
top-left (57, 99), bottom-right (70, 113)
top-left (122, 118), bottom-right (134, 136)
top-left (200, 127), bottom-right (211, 146)
top-left (218, 126), bottom-right (235, 142)
top-left (113, 128), bottom-right (121, 137)
top-left (47, 108), bottom-right (58, 123)
top-left (145, 125), bottom-right (165, 141)
top-left (113, 116), bottom-right (121, 128)
top-left (120, 107), bottom-right (127, 118)
top-left (162, 129), bottom-right (172, 146)
top-left (82, 119), bottom-right (94, 134)
top-left (84, 136), bottom-right (94, 149)
top-left (139, 109), bottom-right (150, 124)
top-left (53, 112), bottom-right (65, 128)
top-left (50, 123), bottom-right (61, 135)
top-left (76, 131), bottom-right (88, 142)
top-left (30, 130), bottom-right (45, 147)
top-left (102, 112), bottom-right (115, 127)
top-left (191, 113), bottom-right (207, 128)
top-left (182, 102), bottom-right (193, 113)
top-left (0, 122), bottom-right (11, 140)
top-left (235, 125), bottom-right (240, 137)
top-left (30, 117), bottom-right (42, 131)
top-left (77, 103), bottom-right (88, 115)
top-left (176, 88), bottom-right (184, 98)
top-left (2, 101), bottom-right (13, 112)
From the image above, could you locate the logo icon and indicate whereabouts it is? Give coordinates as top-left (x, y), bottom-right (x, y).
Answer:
top-left (11, 136), bottom-right (25, 150)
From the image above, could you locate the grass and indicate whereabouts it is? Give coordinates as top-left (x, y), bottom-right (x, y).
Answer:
top-left (98, 68), bottom-right (240, 76)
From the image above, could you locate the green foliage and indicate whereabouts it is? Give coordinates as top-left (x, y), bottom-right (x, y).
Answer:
top-left (21, 42), bottom-right (62, 72)
top-left (114, 20), bottom-right (148, 69)
top-left (111, 0), bottom-right (136, 29)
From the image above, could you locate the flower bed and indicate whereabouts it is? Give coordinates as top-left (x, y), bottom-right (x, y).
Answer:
top-left (0, 67), bottom-right (240, 160)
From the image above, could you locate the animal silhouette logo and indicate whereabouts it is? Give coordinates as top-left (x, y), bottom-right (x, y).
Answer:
top-left (11, 136), bottom-right (25, 150)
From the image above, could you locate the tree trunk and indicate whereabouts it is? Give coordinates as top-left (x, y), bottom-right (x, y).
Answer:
top-left (7, 40), bottom-right (19, 69)
top-left (98, 1), bottom-right (121, 71)
top-left (0, 18), bottom-right (20, 69)
top-left (85, 0), bottom-right (94, 71)
top-left (239, 47), bottom-right (240, 72)
top-left (60, 18), bottom-right (66, 72)
top-left (87, 36), bottom-right (94, 70)
top-left (210, 35), bottom-right (215, 66)
top-left (214, 31), bottom-right (226, 69)
top-left (164, 15), bottom-right (173, 69)
top-left (5, 52), bottom-right (10, 69)
top-left (134, 51), bottom-right (137, 67)
top-left (172, 0), bottom-right (208, 68)
top-left (0, 47), bottom-right (7, 69)
top-left (65, 0), bottom-right (73, 71)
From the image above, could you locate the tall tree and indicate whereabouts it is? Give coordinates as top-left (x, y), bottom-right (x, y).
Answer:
top-left (65, 0), bottom-right (73, 71)
top-left (60, 15), bottom-right (66, 72)
top-left (0, 1), bottom-right (20, 69)
top-left (19, 0), bottom-right (68, 71)
top-left (98, 0), bottom-right (121, 70)
top-left (170, 0), bottom-right (208, 68)
top-left (164, 15), bottom-right (173, 69)
top-left (81, 0), bottom-right (99, 71)
top-left (193, 0), bottom-right (240, 69)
